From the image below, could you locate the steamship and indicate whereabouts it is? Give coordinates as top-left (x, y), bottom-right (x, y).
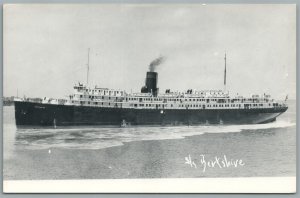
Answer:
top-left (14, 55), bottom-right (288, 127)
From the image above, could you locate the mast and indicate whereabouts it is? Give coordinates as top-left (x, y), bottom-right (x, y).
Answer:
top-left (87, 48), bottom-right (90, 86)
top-left (224, 52), bottom-right (227, 92)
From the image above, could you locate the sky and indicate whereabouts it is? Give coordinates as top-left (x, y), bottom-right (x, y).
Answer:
top-left (4, 4), bottom-right (296, 100)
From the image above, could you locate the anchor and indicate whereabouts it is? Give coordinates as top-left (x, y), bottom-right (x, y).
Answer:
top-left (53, 118), bottom-right (57, 129)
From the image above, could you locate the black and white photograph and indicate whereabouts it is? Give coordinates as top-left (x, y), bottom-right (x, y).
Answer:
top-left (3, 3), bottom-right (296, 193)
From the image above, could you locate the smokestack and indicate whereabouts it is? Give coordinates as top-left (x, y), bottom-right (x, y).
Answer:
top-left (141, 71), bottom-right (158, 96)
top-left (146, 72), bottom-right (158, 95)
top-left (141, 56), bottom-right (165, 96)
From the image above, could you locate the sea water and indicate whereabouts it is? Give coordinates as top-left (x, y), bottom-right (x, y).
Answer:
top-left (3, 100), bottom-right (296, 179)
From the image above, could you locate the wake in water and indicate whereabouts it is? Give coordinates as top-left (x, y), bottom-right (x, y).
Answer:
top-left (11, 120), bottom-right (295, 150)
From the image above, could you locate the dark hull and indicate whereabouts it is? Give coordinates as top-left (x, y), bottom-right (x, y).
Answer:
top-left (14, 101), bottom-right (288, 127)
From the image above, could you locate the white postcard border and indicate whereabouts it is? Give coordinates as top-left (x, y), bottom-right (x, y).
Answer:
top-left (3, 177), bottom-right (296, 193)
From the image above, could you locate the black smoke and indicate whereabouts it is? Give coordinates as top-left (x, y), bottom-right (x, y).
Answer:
top-left (149, 56), bottom-right (165, 72)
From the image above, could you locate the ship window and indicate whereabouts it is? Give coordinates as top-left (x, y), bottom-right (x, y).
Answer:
top-left (109, 103), bottom-right (110, 105)
top-left (80, 95), bottom-right (83, 98)
top-left (95, 102), bottom-right (98, 105)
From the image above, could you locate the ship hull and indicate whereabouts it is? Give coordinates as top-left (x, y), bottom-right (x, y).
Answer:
top-left (14, 101), bottom-right (288, 127)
